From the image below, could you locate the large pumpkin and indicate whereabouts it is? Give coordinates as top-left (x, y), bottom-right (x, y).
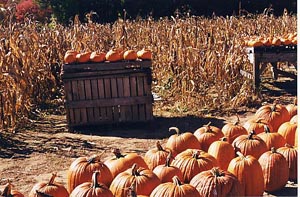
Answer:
top-left (150, 176), bottom-right (200, 197)
top-left (104, 148), bottom-right (148, 179)
top-left (221, 116), bottom-right (248, 143)
top-left (277, 144), bottom-right (298, 181)
top-left (278, 121), bottom-right (297, 146)
top-left (67, 154), bottom-right (113, 193)
top-left (29, 173), bottom-right (69, 197)
top-left (165, 127), bottom-right (200, 154)
top-left (69, 171), bottom-right (114, 197)
top-left (171, 149), bottom-right (218, 183)
top-left (258, 147), bottom-right (289, 192)
top-left (194, 122), bottom-right (224, 151)
top-left (109, 163), bottom-right (160, 196)
top-left (207, 137), bottom-right (235, 170)
top-left (232, 131), bottom-right (268, 159)
top-left (0, 182), bottom-right (24, 197)
top-left (227, 152), bottom-right (264, 196)
top-left (257, 125), bottom-right (286, 150)
top-left (190, 167), bottom-right (242, 197)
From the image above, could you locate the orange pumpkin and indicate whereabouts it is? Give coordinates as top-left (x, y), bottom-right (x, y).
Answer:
top-left (64, 50), bottom-right (78, 64)
top-left (76, 51), bottom-right (92, 63)
top-left (257, 125), bottom-right (286, 150)
top-left (221, 116), bottom-right (248, 143)
top-left (105, 49), bottom-right (123, 62)
top-left (1, 182), bottom-right (24, 197)
top-left (137, 49), bottom-right (152, 60)
top-left (90, 51), bottom-right (106, 62)
top-left (286, 97), bottom-right (297, 119)
top-left (258, 147), bottom-right (289, 192)
top-left (123, 49), bottom-right (138, 60)
top-left (278, 121), bottom-right (297, 146)
top-left (29, 173), bottom-right (69, 197)
top-left (277, 144), bottom-right (298, 181)
top-left (243, 117), bottom-right (274, 134)
top-left (290, 114), bottom-right (297, 124)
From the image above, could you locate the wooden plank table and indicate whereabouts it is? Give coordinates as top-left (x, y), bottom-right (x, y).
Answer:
top-left (241, 45), bottom-right (297, 91)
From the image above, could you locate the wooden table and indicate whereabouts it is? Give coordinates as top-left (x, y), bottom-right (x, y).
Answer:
top-left (240, 45), bottom-right (297, 91)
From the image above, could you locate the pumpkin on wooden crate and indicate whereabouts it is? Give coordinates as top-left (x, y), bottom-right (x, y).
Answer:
top-left (64, 50), bottom-right (78, 64)
top-left (243, 117), bottom-right (273, 135)
top-left (165, 127), bottom-right (200, 154)
top-left (221, 116), bottom-right (248, 143)
top-left (258, 147), bottom-right (289, 192)
top-left (153, 151), bottom-right (183, 183)
top-left (190, 167), bottom-right (243, 197)
top-left (207, 137), bottom-right (235, 170)
top-left (104, 148), bottom-right (148, 179)
top-left (90, 51), bottom-right (106, 63)
top-left (0, 182), bottom-right (24, 197)
top-left (67, 154), bottom-right (113, 193)
top-left (232, 131), bottom-right (268, 159)
top-left (277, 144), bottom-right (298, 182)
top-left (29, 173), bottom-right (69, 197)
top-left (171, 149), bottom-right (218, 183)
top-left (137, 49), bottom-right (152, 60)
top-left (69, 171), bottom-right (114, 197)
top-left (150, 176), bottom-right (200, 197)
top-left (257, 125), bottom-right (286, 150)
top-left (76, 51), bottom-right (92, 63)
top-left (105, 49), bottom-right (123, 62)
top-left (227, 152), bottom-right (264, 196)
top-left (194, 122), bottom-right (224, 151)
top-left (109, 163), bottom-right (160, 196)
top-left (278, 121), bottom-right (297, 146)
top-left (123, 49), bottom-right (138, 60)
top-left (144, 141), bottom-right (176, 171)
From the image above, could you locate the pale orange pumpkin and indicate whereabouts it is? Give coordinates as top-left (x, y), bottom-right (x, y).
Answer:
top-left (278, 121), bottom-right (297, 146)
top-left (90, 51), bottom-right (106, 62)
top-left (105, 49), bottom-right (123, 62)
top-left (137, 49), bottom-right (152, 60)
top-left (76, 51), bottom-right (92, 63)
top-left (277, 144), bottom-right (298, 181)
top-left (123, 49), bottom-right (138, 60)
top-left (221, 116), bottom-right (248, 143)
top-left (64, 50), bottom-right (78, 64)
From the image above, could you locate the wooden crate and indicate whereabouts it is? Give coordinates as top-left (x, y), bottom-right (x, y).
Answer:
top-left (61, 60), bottom-right (153, 128)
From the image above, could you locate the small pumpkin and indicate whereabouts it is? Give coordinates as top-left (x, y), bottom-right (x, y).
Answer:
top-left (137, 49), bottom-right (152, 60)
top-left (277, 144), bottom-right (298, 181)
top-left (90, 51), bottom-right (106, 62)
top-left (64, 50), bottom-right (78, 64)
top-left (105, 49), bottom-right (123, 62)
top-left (76, 51), bottom-right (92, 63)
top-left (258, 147), bottom-right (289, 192)
top-left (123, 49), bottom-right (138, 60)
top-left (0, 182), bottom-right (24, 197)
top-left (221, 116), bottom-right (248, 143)
top-left (29, 173), bottom-right (69, 197)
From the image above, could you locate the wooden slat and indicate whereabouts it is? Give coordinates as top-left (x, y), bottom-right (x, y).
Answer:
top-left (98, 79), bottom-right (106, 121)
top-left (117, 77), bottom-right (126, 122)
top-left (104, 78), bottom-right (113, 121)
top-left (123, 77), bottom-right (132, 121)
top-left (91, 79), bottom-right (100, 121)
top-left (110, 77), bottom-right (120, 121)
top-left (137, 76), bottom-right (146, 121)
top-left (85, 80), bottom-right (94, 122)
top-left (130, 76), bottom-right (138, 121)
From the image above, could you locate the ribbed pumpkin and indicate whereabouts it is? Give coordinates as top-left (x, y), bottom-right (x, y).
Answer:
top-left (171, 149), bottom-right (218, 183)
top-left (277, 144), bottom-right (298, 181)
top-left (221, 116), bottom-right (248, 143)
top-left (232, 131), bottom-right (268, 159)
top-left (278, 121), bottom-right (297, 146)
top-left (153, 151), bottom-right (184, 183)
top-left (150, 176), bottom-right (200, 197)
top-left (258, 147), bottom-right (289, 192)
top-left (109, 163), bottom-right (160, 196)
top-left (29, 173), bottom-right (69, 197)
top-left (76, 51), bottom-right (92, 63)
top-left (290, 114), bottom-right (297, 124)
top-left (190, 167), bottom-right (243, 197)
top-left (227, 152), bottom-right (264, 196)
top-left (258, 125), bottom-right (286, 150)
top-left (243, 117), bottom-right (274, 134)
top-left (90, 51), bottom-right (106, 63)
top-left (255, 102), bottom-right (290, 132)
top-left (104, 148), bottom-right (149, 179)
top-left (194, 122), bottom-right (224, 151)
top-left (105, 49), bottom-right (123, 62)
top-left (64, 50), bottom-right (78, 64)
top-left (137, 49), bottom-right (152, 60)
top-left (69, 171), bottom-right (114, 197)
top-left (144, 141), bottom-right (175, 170)
top-left (295, 127), bottom-right (298, 147)
top-left (123, 49), bottom-right (138, 60)
top-left (285, 97), bottom-right (297, 119)
top-left (67, 154), bottom-right (113, 193)
top-left (1, 182), bottom-right (24, 197)
top-left (165, 127), bottom-right (200, 154)
top-left (207, 137), bottom-right (235, 170)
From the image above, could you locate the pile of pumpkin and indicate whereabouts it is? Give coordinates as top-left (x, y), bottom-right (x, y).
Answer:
top-left (245, 32), bottom-right (297, 47)
top-left (0, 99), bottom-right (297, 197)
top-left (64, 48), bottom-right (152, 64)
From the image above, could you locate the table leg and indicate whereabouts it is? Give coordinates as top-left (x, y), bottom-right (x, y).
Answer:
top-left (253, 57), bottom-right (260, 91)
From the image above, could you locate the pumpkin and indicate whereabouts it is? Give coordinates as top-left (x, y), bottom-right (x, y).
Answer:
top-left (271, 37), bottom-right (282, 46)
top-left (243, 117), bottom-right (273, 134)
top-left (153, 151), bottom-right (184, 183)
top-left (90, 51), bottom-right (106, 63)
top-left (123, 49), bottom-right (138, 60)
top-left (257, 125), bottom-right (286, 150)
top-left (277, 144), bottom-right (298, 181)
top-left (137, 49), bottom-right (152, 60)
top-left (29, 173), bottom-right (69, 197)
top-left (150, 176), bottom-right (200, 197)
top-left (295, 127), bottom-right (298, 147)
top-left (67, 154), bottom-right (113, 193)
top-left (35, 191), bottom-right (53, 197)
top-left (125, 181), bottom-right (149, 197)
top-left (104, 148), bottom-right (149, 179)
top-left (290, 114), bottom-right (297, 124)
top-left (232, 131), bottom-right (268, 159)
top-left (76, 51), bottom-right (92, 63)
top-left (221, 116), bottom-right (248, 143)
top-left (255, 102), bottom-right (290, 132)
top-left (171, 149), bottom-right (218, 183)
top-left (0, 182), bottom-right (24, 197)
top-left (109, 163), bottom-right (160, 196)
top-left (285, 97), bottom-right (297, 119)
top-left (258, 147), bottom-right (289, 192)
top-left (194, 122), bottom-right (224, 151)
top-left (165, 127), bottom-right (200, 154)
top-left (190, 167), bottom-right (242, 197)
top-left (69, 171), bottom-right (114, 197)
top-left (227, 152), bottom-right (264, 196)
top-left (105, 49), bottom-right (123, 62)
top-left (207, 137), bottom-right (235, 170)
top-left (144, 141), bottom-right (175, 170)
top-left (64, 50), bottom-right (78, 64)
top-left (278, 121), bottom-right (297, 146)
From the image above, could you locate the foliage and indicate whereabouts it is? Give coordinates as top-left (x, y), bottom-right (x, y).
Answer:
top-left (15, 0), bottom-right (51, 21)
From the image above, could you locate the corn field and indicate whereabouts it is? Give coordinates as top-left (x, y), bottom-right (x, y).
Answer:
top-left (0, 12), bottom-right (296, 131)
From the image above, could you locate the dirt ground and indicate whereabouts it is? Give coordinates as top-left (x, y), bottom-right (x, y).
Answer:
top-left (0, 76), bottom-right (298, 196)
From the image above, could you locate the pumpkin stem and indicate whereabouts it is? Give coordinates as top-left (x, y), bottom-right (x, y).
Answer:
top-left (36, 190), bottom-right (53, 197)
top-left (211, 167), bottom-right (224, 177)
top-left (131, 163), bottom-right (139, 176)
top-left (220, 137), bottom-right (228, 142)
top-left (156, 141), bottom-right (164, 151)
top-left (127, 180), bottom-right (137, 197)
top-left (234, 115), bottom-right (240, 125)
top-left (172, 176), bottom-right (183, 186)
top-left (92, 171), bottom-right (100, 188)
top-left (236, 151), bottom-right (245, 159)
top-left (285, 143), bottom-right (293, 148)
top-left (47, 172), bottom-right (57, 185)
top-left (165, 151), bottom-right (172, 167)
top-left (271, 147), bottom-right (276, 153)
top-left (247, 131), bottom-right (256, 139)
top-left (87, 153), bottom-right (104, 163)
top-left (112, 149), bottom-right (125, 158)
top-left (169, 127), bottom-right (180, 135)
top-left (263, 125), bottom-right (271, 133)
top-left (192, 150), bottom-right (200, 159)
top-left (2, 182), bottom-right (12, 197)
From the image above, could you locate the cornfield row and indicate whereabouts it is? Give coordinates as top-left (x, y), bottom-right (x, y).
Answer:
top-left (0, 13), bottom-right (296, 131)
